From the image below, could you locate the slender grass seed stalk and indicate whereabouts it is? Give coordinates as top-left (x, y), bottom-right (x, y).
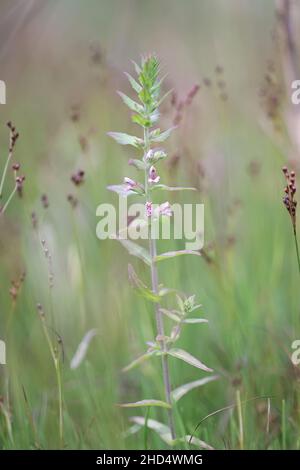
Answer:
top-left (37, 303), bottom-right (64, 448)
top-left (282, 166), bottom-right (300, 274)
top-left (0, 122), bottom-right (25, 217)
top-left (108, 55), bottom-right (213, 446)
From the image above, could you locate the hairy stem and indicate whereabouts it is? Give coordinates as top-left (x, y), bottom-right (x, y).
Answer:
top-left (144, 125), bottom-right (176, 440)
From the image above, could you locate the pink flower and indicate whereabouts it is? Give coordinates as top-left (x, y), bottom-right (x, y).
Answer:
top-left (145, 201), bottom-right (153, 217)
top-left (124, 177), bottom-right (137, 191)
top-left (148, 166), bottom-right (160, 184)
top-left (157, 201), bottom-right (172, 217)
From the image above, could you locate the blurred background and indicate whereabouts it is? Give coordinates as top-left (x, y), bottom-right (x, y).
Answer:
top-left (1, 0), bottom-right (300, 450)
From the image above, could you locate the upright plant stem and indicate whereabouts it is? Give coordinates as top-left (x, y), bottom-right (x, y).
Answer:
top-left (150, 238), bottom-right (176, 440)
top-left (0, 185), bottom-right (17, 216)
top-left (293, 226), bottom-right (300, 275)
top-left (144, 125), bottom-right (176, 441)
top-left (236, 389), bottom-right (244, 450)
top-left (39, 312), bottom-right (64, 447)
top-left (0, 149), bottom-right (12, 198)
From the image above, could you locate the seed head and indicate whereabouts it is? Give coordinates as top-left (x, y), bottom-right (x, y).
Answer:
top-left (71, 169), bottom-right (85, 186)
top-left (282, 167), bottom-right (297, 229)
top-left (41, 193), bottom-right (49, 209)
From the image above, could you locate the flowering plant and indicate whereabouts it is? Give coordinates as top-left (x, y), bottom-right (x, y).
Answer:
top-left (108, 55), bottom-right (215, 447)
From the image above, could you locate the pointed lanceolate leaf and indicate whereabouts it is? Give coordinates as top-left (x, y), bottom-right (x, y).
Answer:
top-left (108, 132), bottom-right (143, 148)
top-left (130, 417), bottom-right (172, 445)
top-left (131, 60), bottom-right (142, 76)
top-left (151, 184), bottom-right (197, 192)
top-left (171, 375), bottom-right (219, 402)
top-left (128, 158), bottom-right (146, 171)
top-left (124, 72), bottom-right (142, 93)
top-left (128, 264), bottom-right (161, 303)
top-left (157, 88), bottom-right (174, 107)
top-left (118, 399), bottom-right (171, 409)
top-left (122, 350), bottom-right (155, 373)
top-left (118, 239), bottom-right (151, 266)
top-left (132, 114), bottom-right (151, 127)
top-left (180, 435), bottom-right (214, 450)
top-left (150, 127), bottom-right (176, 143)
top-left (183, 318), bottom-right (208, 324)
top-left (117, 91), bottom-right (144, 114)
top-left (155, 250), bottom-right (201, 263)
top-left (167, 348), bottom-right (213, 372)
top-left (160, 308), bottom-right (181, 323)
top-left (70, 329), bottom-right (98, 370)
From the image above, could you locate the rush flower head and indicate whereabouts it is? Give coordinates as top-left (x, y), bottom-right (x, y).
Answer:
top-left (16, 175), bottom-right (25, 197)
top-left (41, 193), bottom-right (49, 208)
top-left (148, 165), bottom-right (160, 184)
top-left (282, 166), bottom-right (297, 229)
top-left (71, 169), bottom-right (85, 186)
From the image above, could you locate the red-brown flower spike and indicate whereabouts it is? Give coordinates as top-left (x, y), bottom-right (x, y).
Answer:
top-left (282, 167), bottom-right (297, 229)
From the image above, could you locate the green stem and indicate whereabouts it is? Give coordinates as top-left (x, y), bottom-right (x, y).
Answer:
top-left (39, 313), bottom-right (64, 447)
top-left (0, 149), bottom-right (12, 199)
top-left (55, 358), bottom-right (64, 447)
top-left (0, 185), bottom-right (17, 216)
top-left (293, 226), bottom-right (300, 275)
top-left (236, 389), bottom-right (244, 450)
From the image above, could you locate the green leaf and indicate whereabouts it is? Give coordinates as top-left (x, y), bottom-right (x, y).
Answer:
top-left (130, 417), bottom-right (173, 446)
top-left (124, 72), bottom-right (142, 93)
top-left (179, 435), bottom-right (214, 450)
top-left (183, 318), bottom-right (208, 324)
top-left (118, 239), bottom-right (151, 265)
top-left (118, 399), bottom-right (171, 409)
top-left (131, 60), bottom-right (142, 76)
top-left (108, 132), bottom-right (143, 148)
top-left (122, 350), bottom-right (155, 373)
top-left (132, 114), bottom-right (151, 127)
top-left (128, 264), bottom-right (161, 302)
top-left (117, 91), bottom-right (144, 114)
top-left (171, 376), bottom-right (219, 402)
top-left (155, 250), bottom-right (201, 263)
top-left (157, 88), bottom-right (173, 107)
top-left (128, 417), bottom-right (214, 448)
top-left (150, 127), bottom-right (176, 143)
top-left (151, 184), bottom-right (197, 192)
top-left (159, 308), bottom-right (181, 323)
top-left (128, 158), bottom-right (146, 171)
top-left (167, 348), bottom-right (213, 372)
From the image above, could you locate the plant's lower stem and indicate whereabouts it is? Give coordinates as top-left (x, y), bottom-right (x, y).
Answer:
top-left (149, 237), bottom-right (176, 441)
top-left (293, 226), bottom-right (300, 275)
top-left (0, 185), bottom-right (17, 216)
top-left (0, 151), bottom-right (12, 199)
top-left (236, 389), bottom-right (244, 450)
top-left (40, 314), bottom-right (64, 448)
top-left (55, 358), bottom-right (64, 448)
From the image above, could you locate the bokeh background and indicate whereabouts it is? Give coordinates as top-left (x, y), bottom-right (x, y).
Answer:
top-left (1, 0), bottom-right (300, 449)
